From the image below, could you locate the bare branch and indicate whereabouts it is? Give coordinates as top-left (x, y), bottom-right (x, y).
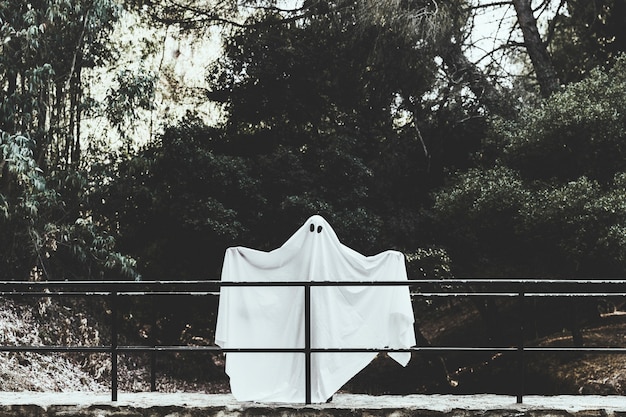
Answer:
top-left (473, 41), bottom-right (524, 66)
top-left (239, 1), bottom-right (310, 13)
top-left (532, 0), bottom-right (551, 14)
top-left (65, 6), bottom-right (91, 92)
top-left (147, 0), bottom-right (312, 30)
top-left (544, 0), bottom-right (566, 47)
top-left (467, 1), bottom-right (513, 11)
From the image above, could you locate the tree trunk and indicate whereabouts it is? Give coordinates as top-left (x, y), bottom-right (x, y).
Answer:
top-left (71, 65), bottom-right (82, 167)
top-left (512, 0), bottom-right (560, 97)
top-left (56, 79), bottom-right (67, 168)
top-left (36, 76), bottom-right (50, 170)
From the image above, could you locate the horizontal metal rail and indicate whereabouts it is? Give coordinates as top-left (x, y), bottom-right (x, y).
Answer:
top-left (3, 344), bottom-right (626, 353)
top-left (0, 279), bottom-right (625, 404)
top-left (4, 290), bottom-right (626, 297)
top-left (1, 278), bottom-right (626, 288)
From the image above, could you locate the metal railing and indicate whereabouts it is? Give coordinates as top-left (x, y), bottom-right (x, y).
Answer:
top-left (1, 279), bottom-right (625, 404)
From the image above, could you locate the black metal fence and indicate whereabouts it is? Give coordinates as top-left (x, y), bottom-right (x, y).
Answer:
top-left (1, 279), bottom-right (625, 404)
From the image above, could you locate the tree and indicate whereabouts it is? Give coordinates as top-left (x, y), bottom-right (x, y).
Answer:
top-left (550, 0), bottom-right (626, 83)
top-left (431, 55), bottom-right (626, 279)
top-left (93, 114), bottom-right (262, 279)
top-left (0, 0), bottom-right (123, 168)
top-left (101, 0), bottom-right (463, 279)
top-left (511, 0), bottom-right (560, 96)
top-left (431, 165), bottom-right (529, 276)
top-left (0, 1), bottom-right (141, 280)
top-left (429, 57), bottom-right (626, 346)
top-left (206, 1), bottom-right (435, 247)
top-left (502, 56), bottom-right (626, 183)
top-left (0, 131), bottom-right (138, 280)
top-left (464, 0), bottom-right (624, 96)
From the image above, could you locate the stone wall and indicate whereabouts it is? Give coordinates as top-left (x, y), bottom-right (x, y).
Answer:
top-left (0, 394), bottom-right (624, 417)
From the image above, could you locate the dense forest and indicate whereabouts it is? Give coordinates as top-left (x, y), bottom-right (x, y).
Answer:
top-left (2, 0), bottom-right (626, 394)
top-left (2, 0), bottom-right (626, 281)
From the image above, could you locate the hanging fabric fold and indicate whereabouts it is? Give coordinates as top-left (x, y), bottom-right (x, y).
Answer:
top-left (215, 215), bottom-right (416, 403)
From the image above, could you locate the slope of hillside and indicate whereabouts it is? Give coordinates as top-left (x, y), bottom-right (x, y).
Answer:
top-left (0, 297), bottom-right (105, 391)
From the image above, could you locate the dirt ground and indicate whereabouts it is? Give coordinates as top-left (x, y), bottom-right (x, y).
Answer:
top-left (411, 297), bottom-right (626, 396)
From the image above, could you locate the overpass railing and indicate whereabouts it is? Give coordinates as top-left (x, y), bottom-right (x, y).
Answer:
top-left (0, 279), bottom-right (625, 404)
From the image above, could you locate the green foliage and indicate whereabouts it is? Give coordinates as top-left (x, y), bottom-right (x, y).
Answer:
top-left (104, 68), bottom-right (156, 139)
top-left (0, 130), bottom-right (138, 280)
top-left (0, 0), bottom-right (122, 165)
top-left (101, 1), bottom-right (475, 279)
top-left (432, 55), bottom-right (626, 278)
top-left (503, 56), bottom-right (626, 182)
top-left (94, 113), bottom-right (263, 279)
top-left (0, 131), bottom-right (55, 278)
top-left (207, 1), bottom-right (440, 250)
top-left (0, 0), bottom-right (150, 281)
top-left (550, 0), bottom-right (626, 83)
top-left (431, 165), bottom-right (528, 275)
top-left (405, 247), bottom-right (453, 279)
top-left (517, 175), bottom-right (626, 275)
top-left (0, 131), bottom-right (46, 195)
top-left (41, 215), bottom-right (139, 280)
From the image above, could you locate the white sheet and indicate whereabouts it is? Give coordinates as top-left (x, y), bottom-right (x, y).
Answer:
top-left (215, 215), bottom-right (416, 403)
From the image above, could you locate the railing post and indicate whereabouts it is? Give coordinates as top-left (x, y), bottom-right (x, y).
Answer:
top-left (517, 283), bottom-right (525, 404)
top-left (304, 282), bottom-right (312, 404)
top-left (111, 290), bottom-right (118, 402)
top-left (151, 295), bottom-right (157, 392)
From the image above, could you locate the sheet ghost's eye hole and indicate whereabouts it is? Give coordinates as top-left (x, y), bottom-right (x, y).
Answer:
top-left (310, 224), bottom-right (315, 232)
top-left (317, 226), bottom-right (323, 233)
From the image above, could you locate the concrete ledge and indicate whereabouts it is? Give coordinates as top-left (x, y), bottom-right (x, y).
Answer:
top-left (0, 393), bottom-right (624, 417)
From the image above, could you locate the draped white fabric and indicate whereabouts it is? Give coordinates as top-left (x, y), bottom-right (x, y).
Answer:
top-left (215, 215), bottom-right (416, 403)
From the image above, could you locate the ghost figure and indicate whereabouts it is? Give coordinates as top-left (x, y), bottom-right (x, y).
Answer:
top-left (215, 215), bottom-right (416, 403)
